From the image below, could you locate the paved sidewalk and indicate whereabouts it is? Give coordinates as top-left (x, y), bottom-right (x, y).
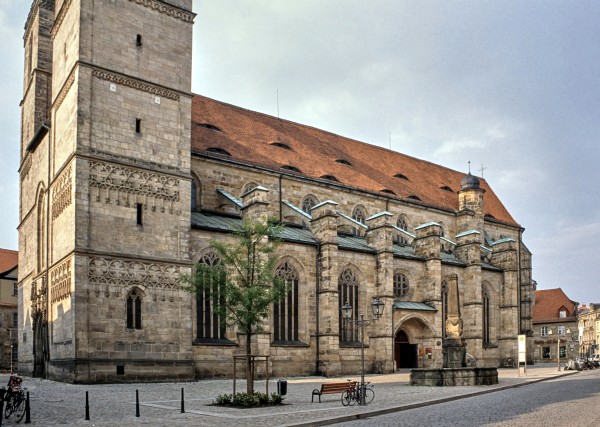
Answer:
top-left (0, 365), bottom-right (576, 426)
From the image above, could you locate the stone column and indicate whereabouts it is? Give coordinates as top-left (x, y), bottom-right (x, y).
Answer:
top-left (442, 274), bottom-right (466, 368)
top-left (365, 212), bottom-right (394, 373)
top-left (310, 201), bottom-right (341, 376)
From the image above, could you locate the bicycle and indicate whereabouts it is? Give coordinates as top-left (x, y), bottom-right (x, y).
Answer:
top-left (341, 380), bottom-right (375, 406)
top-left (3, 374), bottom-right (26, 423)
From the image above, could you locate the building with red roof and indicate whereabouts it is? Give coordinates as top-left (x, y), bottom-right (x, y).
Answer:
top-left (17, 0), bottom-right (535, 382)
top-left (0, 248), bottom-right (18, 371)
top-left (532, 288), bottom-right (579, 363)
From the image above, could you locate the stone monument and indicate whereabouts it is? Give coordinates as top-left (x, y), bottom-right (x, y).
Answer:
top-left (442, 276), bottom-right (467, 369)
top-left (410, 275), bottom-right (498, 386)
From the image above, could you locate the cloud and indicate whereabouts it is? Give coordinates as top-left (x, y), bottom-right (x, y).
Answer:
top-left (1, 1), bottom-right (600, 303)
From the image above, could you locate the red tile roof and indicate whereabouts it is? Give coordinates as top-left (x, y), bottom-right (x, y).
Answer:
top-left (532, 288), bottom-right (578, 322)
top-left (191, 95), bottom-right (518, 226)
top-left (0, 249), bottom-right (18, 275)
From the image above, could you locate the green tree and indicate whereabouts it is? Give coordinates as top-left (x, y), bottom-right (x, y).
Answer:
top-left (181, 217), bottom-right (288, 394)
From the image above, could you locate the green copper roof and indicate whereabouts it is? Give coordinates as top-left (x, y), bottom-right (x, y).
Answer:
top-left (338, 236), bottom-right (375, 253)
top-left (191, 212), bottom-right (317, 245)
top-left (393, 301), bottom-right (437, 312)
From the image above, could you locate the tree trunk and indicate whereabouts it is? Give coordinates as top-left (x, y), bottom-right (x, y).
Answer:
top-left (246, 331), bottom-right (253, 394)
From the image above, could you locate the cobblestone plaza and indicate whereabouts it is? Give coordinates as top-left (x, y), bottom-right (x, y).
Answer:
top-left (2, 366), bottom-right (573, 426)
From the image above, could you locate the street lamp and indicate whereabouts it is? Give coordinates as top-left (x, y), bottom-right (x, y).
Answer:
top-left (548, 327), bottom-right (571, 372)
top-left (341, 297), bottom-right (385, 405)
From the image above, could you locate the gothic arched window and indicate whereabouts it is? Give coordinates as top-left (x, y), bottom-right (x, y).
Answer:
top-left (395, 217), bottom-right (409, 245)
top-left (273, 262), bottom-right (300, 342)
top-left (126, 288), bottom-right (142, 330)
top-left (241, 182), bottom-right (259, 198)
top-left (196, 251), bottom-right (226, 341)
top-left (301, 195), bottom-right (318, 214)
top-left (483, 288), bottom-right (491, 345)
top-left (191, 180), bottom-right (198, 211)
top-left (338, 268), bottom-right (360, 343)
top-left (352, 206), bottom-right (367, 236)
top-left (393, 272), bottom-right (409, 298)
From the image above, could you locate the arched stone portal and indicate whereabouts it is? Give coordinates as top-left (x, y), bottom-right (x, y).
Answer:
top-left (395, 315), bottom-right (436, 370)
top-left (395, 330), bottom-right (418, 369)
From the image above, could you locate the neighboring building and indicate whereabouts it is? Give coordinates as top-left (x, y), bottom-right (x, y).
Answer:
top-left (0, 248), bottom-right (18, 371)
top-left (577, 303), bottom-right (600, 359)
top-left (18, 0), bottom-right (535, 383)
top-left (532, 288), bottom-right (579, 363)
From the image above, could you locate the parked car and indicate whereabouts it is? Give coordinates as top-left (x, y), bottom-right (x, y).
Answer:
top-left (590, 354), bottom-right (600, 368)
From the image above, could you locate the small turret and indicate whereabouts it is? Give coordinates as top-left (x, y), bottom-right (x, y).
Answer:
top-left (461, 172), bottom-right (481, 191)
top-left (458, 171), bottom-right (485, 234)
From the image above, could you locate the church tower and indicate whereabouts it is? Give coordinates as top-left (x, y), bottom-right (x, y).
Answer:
top-left (19, 0), bottom-right (195, 382)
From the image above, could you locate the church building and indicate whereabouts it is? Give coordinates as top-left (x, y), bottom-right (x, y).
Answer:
top-left (18, 0), bottom-right (534, 382)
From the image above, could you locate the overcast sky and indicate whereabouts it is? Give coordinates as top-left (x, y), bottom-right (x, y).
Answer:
top-left (1, 1), bottom-right (599, 305)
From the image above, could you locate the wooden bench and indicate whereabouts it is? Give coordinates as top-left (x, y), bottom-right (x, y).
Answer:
top-left (311, 381), bottom-right (356, 403)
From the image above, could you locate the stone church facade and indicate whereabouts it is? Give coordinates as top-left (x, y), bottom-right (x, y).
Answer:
top-left (18, 0), bottom-right (534, 383)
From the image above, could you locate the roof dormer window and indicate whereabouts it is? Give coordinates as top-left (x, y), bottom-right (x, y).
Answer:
top-left (197, 123), bottom-right (222, 132)
top-left (440, 186), bottom-right (454, 193)
top-left (271, 142), bottom-right (292, 150)
top-left (407, 195), bottom-right (421, 201)
top-left (206, 147), bottom-right (231, 156)
top-left (335, 159), bottom-right (352, 166)
top-left (394, 173), bottom-right (409, 180)
top-left (281, 165), bottom-right (302, 173)
top-left (381, 189), bottom-right (396, 195)
top-left (320, 175), bottom-right (339, 182)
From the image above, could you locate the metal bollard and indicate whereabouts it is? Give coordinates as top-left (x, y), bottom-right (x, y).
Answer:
top-left (135, 390), bottom-right (140, 417)
top-left (181, 388), bottom-right (185, 413)
top-left (85, 391), bottom-right (90, 421)
top-left (25, 391), bottom-right (31, 424)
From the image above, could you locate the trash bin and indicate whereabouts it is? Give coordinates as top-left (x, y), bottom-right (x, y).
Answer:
top-left (277, 379), bottom-right (287, 396)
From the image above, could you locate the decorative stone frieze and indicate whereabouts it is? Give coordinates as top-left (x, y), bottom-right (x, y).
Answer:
top-left (88, 256), bottom-right (182, 291)
top-left (92, 69), bottom-right (180, 100)
top-left (129, 0), bottom-right (195, 23)
top-left (21, 155), bottom-right (32, 181)
top-left (24, 0), bottom-right (55, 39)
top-left (52, 165), bottom-right (72, 220)
top-left (50, 257), bottom-right (72, 303)
top-left (30, 274), bottom-right (48, 320)
top-left (53, 69), bottom-right (76, 111)
top-left (50, 0), bottom-right (72, 39)
top-left (89, 161), bottom-right (180, 207)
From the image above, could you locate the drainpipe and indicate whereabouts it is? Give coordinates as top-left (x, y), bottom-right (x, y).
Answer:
top-left (278, 175), bottom-right (283, 223)
top-left (391, 305), bottom-right (395, 371)
top-left (315, 242), bottom-right (321, 375)
top-left (518, 227), bottom-right (523, 334)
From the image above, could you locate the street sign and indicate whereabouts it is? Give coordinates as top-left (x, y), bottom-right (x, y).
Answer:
top-left (518, 335), bottom-right (527, 376)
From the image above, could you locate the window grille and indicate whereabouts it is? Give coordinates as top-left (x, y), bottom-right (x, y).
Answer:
top-left (393, 272), bottom-right (409, 298)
